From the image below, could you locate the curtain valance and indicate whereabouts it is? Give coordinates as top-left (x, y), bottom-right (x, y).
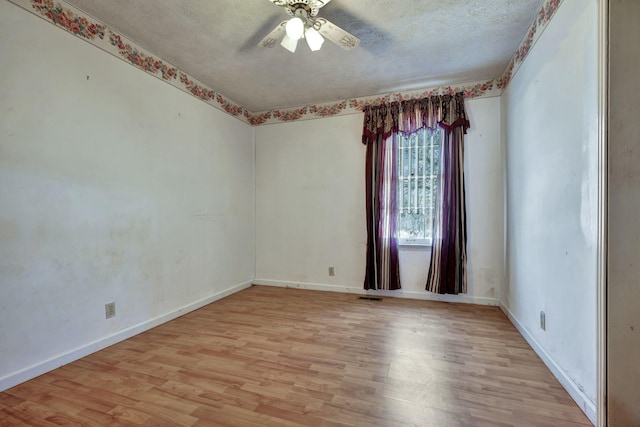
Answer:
top-left (361, 92), bottom-right (470, 145)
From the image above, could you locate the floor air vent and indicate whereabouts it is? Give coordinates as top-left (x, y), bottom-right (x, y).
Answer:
top-left (358, 296), bottom-right (383, 301)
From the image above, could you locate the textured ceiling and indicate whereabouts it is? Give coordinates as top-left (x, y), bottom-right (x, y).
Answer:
top-left (65, 0), bottom-right (544, 112)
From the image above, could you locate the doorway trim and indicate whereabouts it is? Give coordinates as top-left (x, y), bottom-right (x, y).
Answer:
top-left (596, 0), bottom-right (608, 425)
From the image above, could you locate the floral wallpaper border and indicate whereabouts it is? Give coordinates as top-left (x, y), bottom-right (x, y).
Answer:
top-left (498, 0), bottom-right (563, 89)
top-left (252, 79), bottom-right (500, 125)
top-left (10, 0), bottom-right (564, 126)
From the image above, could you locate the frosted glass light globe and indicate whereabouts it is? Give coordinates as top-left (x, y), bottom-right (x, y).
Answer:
top-left (305, 27), bottom-right (324, 51)
top-left (285, 17), bottom-right (304, 41)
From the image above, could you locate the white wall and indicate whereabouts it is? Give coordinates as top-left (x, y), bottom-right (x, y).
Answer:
top-left (255, 113), bottom-right (365, 290)
top-left (0, 1), bottom-right (255, 389)
top-left (608, 0), bottom-right (640, 424)
top-left (501, 0), bottom-right (598, 419)
top-left (255, 97), bottom-right (503, 304)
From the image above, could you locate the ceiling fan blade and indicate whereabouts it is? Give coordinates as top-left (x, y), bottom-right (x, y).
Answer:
top-left (266, 0), bottom-right (288, 6)
top-left (315, 18), bottom-right (360, 50)
top-left (258, 21), bottom-right (288, 48)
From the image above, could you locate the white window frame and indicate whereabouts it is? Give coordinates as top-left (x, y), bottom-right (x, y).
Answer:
top-left (396, 127), bottom-right (441, 247)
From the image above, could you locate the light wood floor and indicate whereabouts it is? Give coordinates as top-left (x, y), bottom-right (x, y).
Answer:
top-left (0, 286), bottom-right (591, 426)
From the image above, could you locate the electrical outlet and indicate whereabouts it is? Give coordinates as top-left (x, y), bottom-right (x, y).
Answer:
top-left (105, 302), bottom-right (116, 319)
top-left (328, 266), bottom-right (335, 276)
top-left (540, 311), bottom-right (546, 331)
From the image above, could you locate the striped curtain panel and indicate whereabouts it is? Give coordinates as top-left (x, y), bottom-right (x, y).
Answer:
top-left (363, 131), bottom-right (401, 290)
top-left (362, 93), bottom-right (470, 294)
top-left (427, 93), bottom-right (470, 294)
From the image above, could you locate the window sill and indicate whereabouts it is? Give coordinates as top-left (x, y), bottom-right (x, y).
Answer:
top-left (398, 241), bottom-right (432, 249)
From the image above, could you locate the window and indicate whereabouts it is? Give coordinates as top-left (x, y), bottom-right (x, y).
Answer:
top-left (397, 127), bottom-right (441, 246)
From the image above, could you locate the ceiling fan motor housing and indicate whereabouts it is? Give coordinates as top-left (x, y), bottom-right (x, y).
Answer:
top-left (285, 0), bottom-right (321, 18)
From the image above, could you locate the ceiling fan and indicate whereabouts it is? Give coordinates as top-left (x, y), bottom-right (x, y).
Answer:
top-left (259, 0), bottom-right (361, 53)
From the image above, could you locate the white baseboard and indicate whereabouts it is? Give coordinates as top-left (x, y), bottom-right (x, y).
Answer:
top-left (253, 279), bottom-right (499, 306)
top-left (0, 280), bottom-right (253, 392)
top-left (499, 301), bottom-right (597, 425)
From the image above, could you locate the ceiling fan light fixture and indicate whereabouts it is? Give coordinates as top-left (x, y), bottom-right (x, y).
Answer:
top-left (280, 34), bottom-right (298, 53)
top-left (285, 17), bottom-right (304, 41)
top-left (305, 27), bottom-right (324, 51)
top-left (259, 0), bottom-right (361, 53)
